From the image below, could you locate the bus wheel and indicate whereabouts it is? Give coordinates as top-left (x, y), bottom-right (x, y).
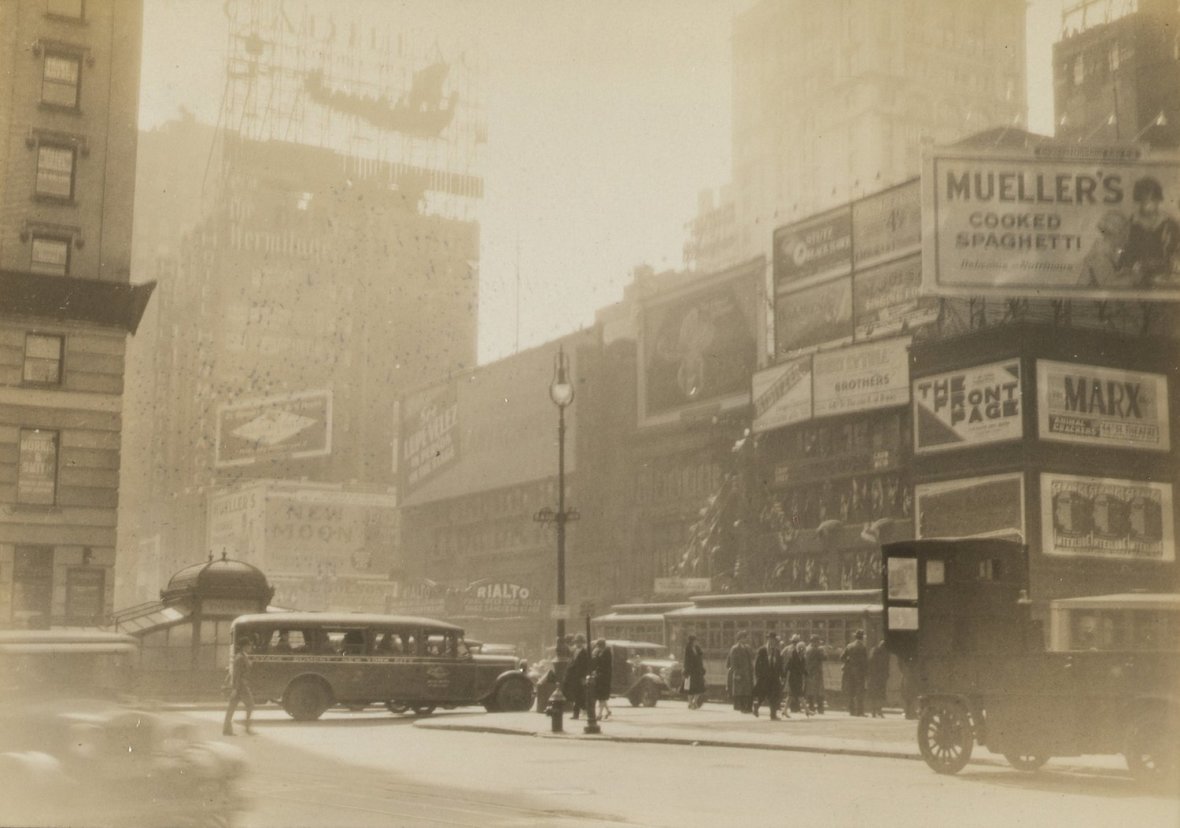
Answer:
top-left (385, 701), bottom-right (409, 714)
top-left (412, 705), bottom-right (436, 717)
top-left (283, 679), bottom-right (330, 721)
top-left (1004, 752), bottom-right (1049, 772)
top-left (495, 677), bottom-right (535, 712)
top-left (918, 700), bottom-right (973, 775)
top-left (1125, 709), bottom-right (1178, 788)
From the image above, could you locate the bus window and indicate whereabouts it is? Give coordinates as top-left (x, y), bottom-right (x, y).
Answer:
top-left (375, 633), bottom-right (403, 654)
top-left (341, 630), bottom-right (366, 655)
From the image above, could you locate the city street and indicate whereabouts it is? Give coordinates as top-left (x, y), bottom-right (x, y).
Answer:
top-left (184, 706), bottom-right (1180, 827)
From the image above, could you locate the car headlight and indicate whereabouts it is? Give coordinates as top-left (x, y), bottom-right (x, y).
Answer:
top-left (659, 666), bottom-right (672, 683)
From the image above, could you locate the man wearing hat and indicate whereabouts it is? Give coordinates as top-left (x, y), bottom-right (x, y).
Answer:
top-left (222, 637), bottom-right (256, 736)
top-left (804, 635), bottom-right (826, 715)
top-left (753, 632), bottom-right (785, 720)
top-left (783, 634), bottom-right (806, 714)
top-left (562, 633), bottom-right (590, 719)
top-left (841, 629), bottom-right (869, 717)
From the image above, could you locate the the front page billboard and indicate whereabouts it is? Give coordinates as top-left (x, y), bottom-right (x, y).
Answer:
top-left (921, 144), bottom-right (1180, 301)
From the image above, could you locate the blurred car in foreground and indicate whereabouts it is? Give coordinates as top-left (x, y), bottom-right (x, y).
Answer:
top-left (0, 630), bottom-right (247, 828)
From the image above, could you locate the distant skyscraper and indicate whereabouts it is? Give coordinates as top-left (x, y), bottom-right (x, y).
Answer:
top-left (0, 0), bottom-right (150, 627)
top-left (730, 0), bottom-right (1028, 261)
top-left (1053, 0), bottom-right (1179, 147)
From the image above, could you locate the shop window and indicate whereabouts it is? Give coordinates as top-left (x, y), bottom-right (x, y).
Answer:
top-left (41, 52), bottom-right (81, 109)
top-left (17, 428), bottom-right (59, 505)
top-left (64, 567), bottom-right (104, 624)
top-left (23, 333), bottom-right (64, 385)
top-left (30, 235), bottom-right (70, 276)
top-left (46, 0), bottom-right (84, 19)
top-left (35, 144), bottom-right (76, 200)
top-left (12, 546), bottom-right (53, 629)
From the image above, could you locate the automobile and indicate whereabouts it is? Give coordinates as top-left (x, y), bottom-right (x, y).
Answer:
top-left (531, 640), bottom-right (683, 709)
top-left (0, 630), bottom-right (248, 828)
top-left (232, 612), bottom-right (535, 719)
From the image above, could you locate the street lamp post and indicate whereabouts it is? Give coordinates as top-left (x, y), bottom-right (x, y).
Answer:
top-left (534, 347), bottom-right (579, 723)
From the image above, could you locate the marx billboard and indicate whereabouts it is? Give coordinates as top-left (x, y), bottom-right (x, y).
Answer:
top-left (1036, 360), bottom-right (1170, 452)
top-left (922, 144), bottom-right (1180, 301)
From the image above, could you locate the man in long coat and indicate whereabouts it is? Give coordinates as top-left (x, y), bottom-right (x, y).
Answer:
top-left (753, 632), bottom-right (784, 720)
top-left (562, 634), bottom-right (590, 719)
top-left (867, 639), bottom-right (890, 718)
top-left (783, 635), bottom-right (807, 713)
top-left (804, 635), bottom-right (826, 714)
top-left (841, 629), bottom-right (869, 717)
top-left (725, 631), bottom-right (754, 713)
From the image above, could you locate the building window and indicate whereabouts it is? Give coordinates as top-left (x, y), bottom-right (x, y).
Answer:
top-left (65, 567), bottom-right (105, 625)
top-left (17, 428), bottom-right (59, 506)
top-left (46, 0), bottom-right (84, 19)
top-left (35, 144), bottom-right (76, 200)
top-left (30, 235), bottom-right (70, 276)
top-left (23, 333), bottom-right (64, 385)
top-left (12, 547), bottom-right (54, 629)
top-left (41, 52), bottom-right (81, 108)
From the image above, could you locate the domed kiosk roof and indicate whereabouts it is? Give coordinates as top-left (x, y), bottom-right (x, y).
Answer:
top-left (161, 552), bottom-right (274, 606)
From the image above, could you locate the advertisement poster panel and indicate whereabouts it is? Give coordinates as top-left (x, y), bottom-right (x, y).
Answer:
top-left (640, 263), bottom-right (759, 425)
top-left (460, 580), bottom-right (542, 618)
top-left (775, 276), bottom-right (853, 356)
top-left (852, 179), bottom-right (922, 269)
top-left (915, 473), bottom-right (1026, 540)
top-left (17, 429), bottom-right (57, 505)
top-left (752, 356), bottom-right (813, 433)
top-left (215, 390), bottom-right (332, 468)
top-left (207, 484), bottom-right (265, 562)
top-left (1036, 360), bottom-right (1170, 452)
top-left (852, 254), bottom-right (940, 340)
top-left (922, 144), bottom-right (1180, 301)
top-left (264, 490), bottom-right (397, 578)
top-left (400, 381), bottom-right (460, 496)
top-left (773, 206), bottom-right (853, 291)
top-left (913, 360), bottom-right (1022, 453)
top-left (812, 337), bottom-right (910, 418)
top-left (1041, 473), bottom-right (1174, 563)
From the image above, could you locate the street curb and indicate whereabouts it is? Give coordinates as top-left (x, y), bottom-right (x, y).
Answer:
top-left (411, 720), bottom-right (1130, 777)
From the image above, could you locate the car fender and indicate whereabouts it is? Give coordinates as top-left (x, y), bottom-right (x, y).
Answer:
top-left (627, 672), bottom-right (668, 696)
top-left (491, 669), bottom-right (531, 693)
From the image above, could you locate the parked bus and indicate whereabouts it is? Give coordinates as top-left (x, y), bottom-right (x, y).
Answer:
top-left (230, 612), bottom-right (534, 720)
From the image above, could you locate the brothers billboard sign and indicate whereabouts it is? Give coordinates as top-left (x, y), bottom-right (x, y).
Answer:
top-left (922, 144), bottom-right (1180, 302)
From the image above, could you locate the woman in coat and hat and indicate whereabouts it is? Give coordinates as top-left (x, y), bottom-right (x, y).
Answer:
top-left (683, 635), bottom-right (707, 709)
top-left (784, 634), bottom-right (807, 713)
top-left (725, 631), bottom-right (754, 713)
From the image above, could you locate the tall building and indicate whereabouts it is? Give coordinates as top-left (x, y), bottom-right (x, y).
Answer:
top-left (1054, 0), bottom-right (1180, 147)
top-left (730, 0), bottom-right (1027, 261)
top-left (0, 0), bottom-right (150, 627)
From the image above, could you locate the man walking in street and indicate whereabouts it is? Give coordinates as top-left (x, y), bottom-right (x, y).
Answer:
top-left (222, 637), bottom-right (256, 736)
top-left (726, 631), bottom-right (754, 713)
top-left (563, 634), bottom-right (590, 719)
top-left (867, 638), bottom-right (890, 718)
top-left (841, 629), bottom-right (869, 717)
top-left (753, 632), bottom-right (785, 720)
top-left (804, 635), bottom-right (826, 715)
top-left (784, 634), bottom-right (806, 714)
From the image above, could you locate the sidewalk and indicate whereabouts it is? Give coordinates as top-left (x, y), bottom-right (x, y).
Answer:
top-left (413, 701), bottom-right (1130, 776)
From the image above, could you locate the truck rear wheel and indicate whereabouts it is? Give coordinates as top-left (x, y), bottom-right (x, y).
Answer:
top-left (494, 677), bottom-right (535, 712)
top-left (1125, 709), bottom-right (1178, 788)
top-left (283, 679), bottom-right (331, 721)
top-left (918, 700), bottom-right (973, 775)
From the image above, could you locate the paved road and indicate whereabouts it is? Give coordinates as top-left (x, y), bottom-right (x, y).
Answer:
top-left (189, 708), bottom-right (1179, 828)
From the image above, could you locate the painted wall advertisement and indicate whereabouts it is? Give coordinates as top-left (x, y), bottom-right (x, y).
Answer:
top-left (1036, 360), bottom-right (1170, 452)
top-left (913, 360), bottom-right (1022, 453)
top-left (773, 206), bottom-right (853, 291)
top-left (752, 356), bottom-right (813, 433)
top-left (264, 491), bottom-right (397, 578)
top-left (852, 254), bottom-right (939, 340)
top-left (400, 381), bottom-right (460, 495)
top-left (215, 390), bottom-right (332, 468)
top-left (460, 580), bottom-right (542, 618)
top-left (916, 473), bottom-right (1026, 541)
top-left (922, 144), bottom-right (1180, 302)
top-left (812, 337), bottom-right (910, 418)
top-left (775, 276), bottom-right (853, 355)
top-left (852, 179), bottom-right (922, 269)
top-left (640, 263), bottom-right (759, 425)
top-left (1042, 473), bottom-right (1174, 563)
top-left (17, 429), bottom-right (57, 505)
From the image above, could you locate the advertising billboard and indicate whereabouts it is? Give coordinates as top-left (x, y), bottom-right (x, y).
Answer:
top-left (399, 381), bottom-right (460, 496)
top-left (773, 206), bottom-right (853, 291)
top-left (640, 262), bottom-right (759, 426)
top-left (1036, 360), bottom-right (1170, 452)
top-left (263, 490), bottom-right (397, 578)
top-left (207, 484), bottom-right (266, 562)
top-left (913, 360), bottom-right (1023, 453)
top-left (1041, 473), bottom-right (1174, 563)
top-left (921, 144), bottom-right (1180, 302)
top-left (915, 473), bottom-right (1026, 541)
top-left (752, 356), bottom-right (813, 433)
top-left (775, 276), bottom-right (854, 356)
top-left (852, 179), bottom-right (922, 269)
top-left (852, 254), bottom-right (940, 341)
top-left (215, 390), bottom-right (332, 468)
top-left (812, 337), bottom-right (910, 419)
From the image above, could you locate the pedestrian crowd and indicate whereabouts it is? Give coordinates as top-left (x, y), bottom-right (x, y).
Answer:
top-left (559, 634), bottom-right (615, 721)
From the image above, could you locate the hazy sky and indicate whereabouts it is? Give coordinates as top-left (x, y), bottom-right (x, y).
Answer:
top-left (140, 0), bottom-right (1064, 365)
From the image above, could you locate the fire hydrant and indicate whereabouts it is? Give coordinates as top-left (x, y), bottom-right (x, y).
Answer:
top-left (547, 685), bottom-right (566, 733)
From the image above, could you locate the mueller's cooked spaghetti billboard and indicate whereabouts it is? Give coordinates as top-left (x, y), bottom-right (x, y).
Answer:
top-left (921, 144), bottom-right (1180, 302)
